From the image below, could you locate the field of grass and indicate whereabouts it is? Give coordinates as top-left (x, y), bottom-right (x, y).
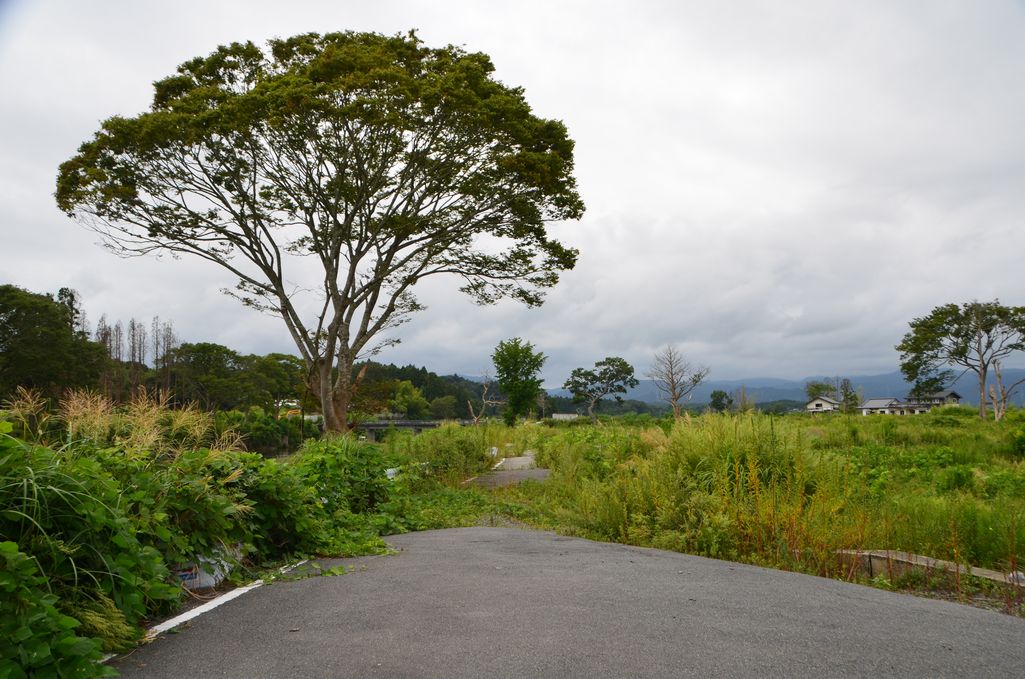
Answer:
top-left (493, 408), bottom-right (1025, 585)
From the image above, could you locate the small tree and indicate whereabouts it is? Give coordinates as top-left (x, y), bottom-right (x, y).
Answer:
top-left (897, 300), bottom-right (1025, 420)
top-left (838, 378), bottom-right (861, 413)
top-left (389, 380), bottom-right (429, 419)
top-left (709, 390), bottom-right (732, 413)
top-left (563, 357), bottom-right (639, 422)
top-left (492, 338), bottom-right (546, 425)
top-left (647, 346), bottom-right (708, 419)
top-left (804, 380), bottom-right (835, 402)
top-left (731, 386), bottom-right (755, 413)
top-left (429, 395), bottom-right (458, 420)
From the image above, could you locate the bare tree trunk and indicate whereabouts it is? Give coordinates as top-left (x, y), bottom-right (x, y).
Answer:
top-left (988, 361), bottom-right (1025, 422)
top-left (977, 367), bottom-right (988, 420)
top-left (311, 358), bottom-right (341, 432)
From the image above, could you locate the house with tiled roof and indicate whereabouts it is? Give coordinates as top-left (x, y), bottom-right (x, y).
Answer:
top-left (859, 391), bottom-right (961, 416)
top-left (805, 395), bottom-right (842, 413)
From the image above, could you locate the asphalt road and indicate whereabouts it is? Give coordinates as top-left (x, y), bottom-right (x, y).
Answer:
top-left (467, 468), bottom-right (550, 488)
top-left (114, 527), bottom-right (1025, 678)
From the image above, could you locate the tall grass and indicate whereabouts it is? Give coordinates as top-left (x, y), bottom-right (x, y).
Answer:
top-left (513, 411), bottom-right (1025, 577)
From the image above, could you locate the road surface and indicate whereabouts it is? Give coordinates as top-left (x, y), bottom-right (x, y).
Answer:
top-left (114, 527), bottom-right (1025, 678)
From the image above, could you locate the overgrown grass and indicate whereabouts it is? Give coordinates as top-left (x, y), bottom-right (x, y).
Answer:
top-left (502, 409), bottom-right (1025, 582)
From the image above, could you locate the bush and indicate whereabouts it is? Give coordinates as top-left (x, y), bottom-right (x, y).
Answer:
top-left (0, 434), bottom-right (179, 628)
top-left (293, 436), bottom-right (390, 515)
top-left (0, 542), bottom-right (112, 678)
top-left (214, 409), bottom-right (313, 456)
top-left (1013, 426), bottom-right (1025, 459)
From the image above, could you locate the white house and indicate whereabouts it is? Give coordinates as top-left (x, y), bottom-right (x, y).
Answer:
top-left (805, 396), bottom-right (842, 413)
top-left (860, 391), bottom-right (961, 416)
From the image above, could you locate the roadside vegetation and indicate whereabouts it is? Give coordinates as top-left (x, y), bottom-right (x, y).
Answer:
top-left (500, 408), bottom-right (1025, 607)
top-left (0, 392), bottom-right (527, 677)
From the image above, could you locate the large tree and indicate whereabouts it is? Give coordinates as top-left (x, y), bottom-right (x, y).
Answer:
top-left (56, 31), bottom-right (583, 431)
top-left (492, 338), bottom-right (546, 425)
top-left (647, 345), bottom-right (708, 419)
top-left (897, 300), bottom-right (1025, 420)
top-left (563, 356), bottom-right (639, 421)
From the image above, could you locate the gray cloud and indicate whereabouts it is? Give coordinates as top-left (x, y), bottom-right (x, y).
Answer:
top-left (2, 0), bottom-right (1024, 385)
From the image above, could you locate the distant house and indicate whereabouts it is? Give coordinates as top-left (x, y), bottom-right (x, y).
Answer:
top-left (805, 396), bottom-right (841, 414)
top-left (918, 390), bottom-right (962, 406)
top-left (860, 391), bottom-right (961, 416)
top-left (860, 397), bottom-right (911, 416)
top-left (551, 413), bottom-right (582, 421)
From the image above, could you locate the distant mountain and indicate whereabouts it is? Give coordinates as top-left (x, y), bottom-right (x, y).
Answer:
top-left (548, 369), bottom-right (1025, 407)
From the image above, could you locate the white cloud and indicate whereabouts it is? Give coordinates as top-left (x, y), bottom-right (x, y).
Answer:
top-left (2, 0), bottom-right (1024, 383)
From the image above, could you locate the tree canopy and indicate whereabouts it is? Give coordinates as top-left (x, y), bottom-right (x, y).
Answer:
top-left (563, 356), bottom-right (639, 421)
top-left (804, 380), bottom-right (834, 402)
top-left (56, 31), bottom-right (583, 431)
top-left (897, 300), bottom-right (1025, 420)
top-left (708, 390), bottom-right (732, 413)
top-left (0, 285), bottom-right (106, 399)
top-left (492, 337), bottom-right (546, 424)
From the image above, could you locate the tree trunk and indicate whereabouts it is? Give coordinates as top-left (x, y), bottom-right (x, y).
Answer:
top-left (310, 358), bottom-right (344, 433)
top-left (977, 368), bottom-right (988, 421)
top-left (587, 400), bottom-right (596, 423)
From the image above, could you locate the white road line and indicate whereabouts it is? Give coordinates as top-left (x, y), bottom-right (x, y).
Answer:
top-left (145, 559), bottom-right (309, 639)
top-left (492, 458), bottom-right (506, 469)
top-left (147, 581), bottom-right (263, 638)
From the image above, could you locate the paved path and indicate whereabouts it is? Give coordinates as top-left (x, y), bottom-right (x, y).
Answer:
top-left (467, 449), bottom-right (550, 488)
top-left (113, 528), bottom-right (1025, 678)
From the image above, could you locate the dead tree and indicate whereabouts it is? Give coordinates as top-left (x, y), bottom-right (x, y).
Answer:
top-left (468, 372), bottom-right (504, 424)
top-left (988, 360), bottom-right (1025, 422)
top-left (648, 346), bottom-right (709, 419)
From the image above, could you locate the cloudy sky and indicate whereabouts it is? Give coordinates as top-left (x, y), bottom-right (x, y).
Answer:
top-left (2, 0), bottom-right (1024, 385)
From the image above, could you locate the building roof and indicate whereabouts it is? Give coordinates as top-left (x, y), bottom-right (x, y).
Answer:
top-left (861, 398), bottom-right (899, 409)
top-left (930, 390), bottom-right (961, 399)
top-left (806, 395), bottom-right (841, 405)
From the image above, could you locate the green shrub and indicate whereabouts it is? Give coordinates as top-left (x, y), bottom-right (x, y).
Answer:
top-left (0, 542), bottom-right (113, 678)
top-left (214, 409), bottom-right (313, 456)
top-left (937, 465), bottom-right (976, 493)
top-left (1013, 426), bottom-right (1025, 460)
top-left (236, 457), bottom-right (329, 559)
top-left (77, 444), bottom-right (254, 571)
top-left (293, 436), bottom-right (390, 515)
top-left (0, 435), bottom-right (179, 629)
top-left (382, 425), bottom-right (496, 480)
